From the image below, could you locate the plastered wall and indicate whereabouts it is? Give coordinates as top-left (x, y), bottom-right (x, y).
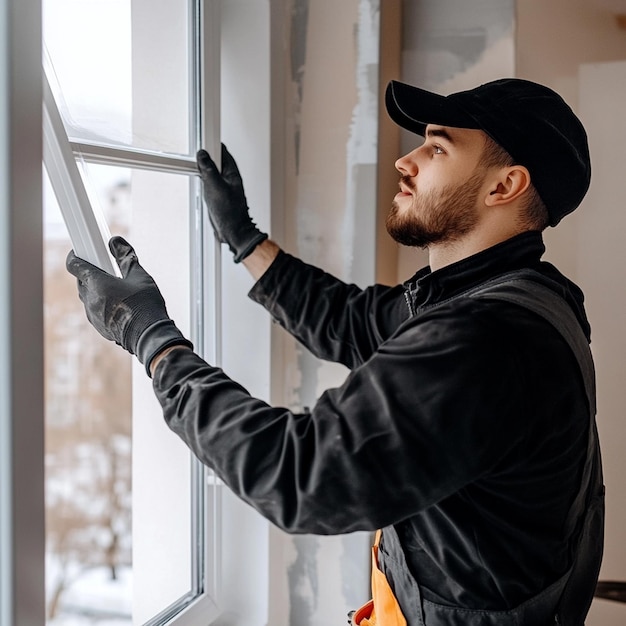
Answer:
top-left (268, 1), bottom-right (381, 623)
top-left (395, 0), bottom-right (516, 281)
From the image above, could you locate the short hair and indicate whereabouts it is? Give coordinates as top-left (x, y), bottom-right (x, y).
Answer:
top-left (480, 135), bottom-right (550, 231)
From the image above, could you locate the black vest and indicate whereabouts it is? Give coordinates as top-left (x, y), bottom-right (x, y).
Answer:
top-left (379, 270), bottom-right (605, 626)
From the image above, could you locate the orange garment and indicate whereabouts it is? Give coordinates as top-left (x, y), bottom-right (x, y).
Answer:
top-left (353, 531), bottom-right (407, 626)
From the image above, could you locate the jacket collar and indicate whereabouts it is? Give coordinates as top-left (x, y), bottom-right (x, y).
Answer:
top-left (403, 230), bottom-right (591, 340)
top-left (404, 231), bottom-right (548, 310)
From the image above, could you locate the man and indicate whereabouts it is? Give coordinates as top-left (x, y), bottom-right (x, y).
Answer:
top-left (67, 78), bottom-right (604, 625)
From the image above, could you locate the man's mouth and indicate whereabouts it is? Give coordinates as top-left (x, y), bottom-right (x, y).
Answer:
top-left (396, 181), bottom-right (414, 198)
top-left (395, 191), bottom-right (412, 200)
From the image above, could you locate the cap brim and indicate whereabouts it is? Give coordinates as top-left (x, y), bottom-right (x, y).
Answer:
top-left (385, 80), bottom-right (480, 136)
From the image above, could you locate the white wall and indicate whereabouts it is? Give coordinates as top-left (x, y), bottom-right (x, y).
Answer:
top-left (218, 1), bottom-right (274, 623)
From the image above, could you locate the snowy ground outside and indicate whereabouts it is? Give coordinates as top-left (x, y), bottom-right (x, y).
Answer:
top-left (47, 559), bottom-right (132, 625)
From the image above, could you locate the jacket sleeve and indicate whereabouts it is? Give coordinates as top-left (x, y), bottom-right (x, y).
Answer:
top-left (248, 251), bottom-right (409, 369)
top-left (153, 298), bottom-right (530, 535)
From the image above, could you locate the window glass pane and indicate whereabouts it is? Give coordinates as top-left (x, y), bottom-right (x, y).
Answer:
top-left (44, 166), bottom-right (133, 625)
top-left (128, 167), bottom-right (194, 623)
top-left (42, 0), bottom-right (191, 155)
top-left (44, 164), bottom-right (194, 624)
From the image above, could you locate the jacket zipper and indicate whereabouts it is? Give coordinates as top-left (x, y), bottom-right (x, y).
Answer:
top-left (404, 290), bottom-right (416, 317)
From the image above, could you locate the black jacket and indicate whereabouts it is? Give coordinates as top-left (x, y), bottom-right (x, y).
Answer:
top-left (153, 231), bottom-right (590, 614)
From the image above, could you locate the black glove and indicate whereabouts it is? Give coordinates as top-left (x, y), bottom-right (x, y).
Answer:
top-left (66, 236), bottom-right (193, 377)
top-left (197, 144), bottom-right (268, 262)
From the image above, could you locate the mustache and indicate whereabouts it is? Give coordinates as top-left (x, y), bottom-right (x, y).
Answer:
top-left (399, 175), bottom-right (416, 192)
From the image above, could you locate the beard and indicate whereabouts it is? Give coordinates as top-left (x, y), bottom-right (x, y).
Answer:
top-left (386, 172), bottom-right (485, 248)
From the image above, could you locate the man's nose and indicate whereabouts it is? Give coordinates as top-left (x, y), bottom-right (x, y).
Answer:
top-left (395, 151), bottom-right (418, 177)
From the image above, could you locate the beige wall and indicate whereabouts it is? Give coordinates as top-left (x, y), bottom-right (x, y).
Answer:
top-left (376, 0), bottom-right (402, 285)
top-left (516, 0), bottom-right (626, 280)
top-left (578, 60), bottom-right (626, 625)
top-left (516, 0), bottom-right (626, 110)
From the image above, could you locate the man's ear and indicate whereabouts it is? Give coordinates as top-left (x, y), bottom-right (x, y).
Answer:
top-left (484, 165), bottom-right (531, 207)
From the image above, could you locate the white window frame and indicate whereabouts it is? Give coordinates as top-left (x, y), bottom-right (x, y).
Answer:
top-left (40, 0), bottom-right (224, 624)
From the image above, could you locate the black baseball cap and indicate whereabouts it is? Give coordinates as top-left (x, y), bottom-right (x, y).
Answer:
top-left (385, 78), bottom-right (591, 226)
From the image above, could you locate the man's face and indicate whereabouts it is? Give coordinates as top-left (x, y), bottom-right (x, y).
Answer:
top-left (386, 125), bottom-right (490, 248)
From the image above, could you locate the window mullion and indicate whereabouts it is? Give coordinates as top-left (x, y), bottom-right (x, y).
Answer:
top-left (194, 0), bottom-right (223, 615)
top-left (69, 140), bottom-right (198, 176)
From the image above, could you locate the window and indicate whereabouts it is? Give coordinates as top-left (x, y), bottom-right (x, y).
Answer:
top-left (41, 0), bottom-right (221, 623)
top-left (1, 1), bottom-right (274, 623)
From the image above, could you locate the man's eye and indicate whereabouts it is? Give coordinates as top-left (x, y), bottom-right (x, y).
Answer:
top-left (434, 145), bottom-right (444, 155)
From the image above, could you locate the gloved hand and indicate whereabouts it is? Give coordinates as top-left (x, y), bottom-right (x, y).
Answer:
top-left (197, 144), bottom-right (268, 262)
top-left (66, 236), bottom-right (193, 377)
